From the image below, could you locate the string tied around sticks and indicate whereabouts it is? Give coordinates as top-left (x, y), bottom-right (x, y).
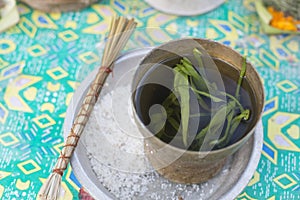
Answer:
top-left (38, 16), bottom-right (137, 200)
top-left (99, 66), bottom-right (113, 74)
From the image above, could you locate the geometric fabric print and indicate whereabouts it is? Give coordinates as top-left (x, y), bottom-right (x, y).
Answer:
top-left (263, 96), bottom-right (278, 116)
top-left (0, 103), bottom-right (8, 124)
top-left (46, 67), bottom-right (68, 80)
top-left (78, 51), bottom-right (99, 64)
top-left (0, 39), bottom-right (16, 54)
top-left (262, 142), bottom-right (278, 164)
top-left (27, 45), bottom-right (47, 57)
top-left (32, 114), bottom-right (56, 128)
top-left (276, 80), bottom-right (298, 93)
top-left (4, 75), bottom-right (42, 113)
top-left (0, 132), bottom-right (19, 146)
top-left (17, 159), bottom-right (41, 175)
top-left (31, 11), bottom-right (58, 29)
top-left (58, 30), bottom-right (79, 42)
top-left (0, 61), bottom-right (25, 81)
top-left (18, 17), bottom-right (37, 38)
top-left (273, 174), bottom-right (297, 189)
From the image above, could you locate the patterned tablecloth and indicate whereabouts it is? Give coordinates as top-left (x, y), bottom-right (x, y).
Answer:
top-left (0, 0), bottom-right (299, 199)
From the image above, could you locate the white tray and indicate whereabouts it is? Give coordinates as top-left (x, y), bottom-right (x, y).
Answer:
top-left (64, 48), bottom-right (263, 200)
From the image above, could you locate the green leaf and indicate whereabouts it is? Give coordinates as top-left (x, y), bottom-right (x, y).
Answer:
top-left (190, 112), bottom-right (211, 117)
top-left (158, 50), bottom-right (251, 151)
top-left (176, 64), bottom-right (191, 76)
top-left (192, 87), bottom-right (224, 102)
top-left (209, 102), bottom-right (235, 146)
top-left (224, 109), bottom-right (250, 145)
top-left (182, 56), bottom-right (209, 92)
top-left (173, 67), bottom-right (190, 147)
top-left (190, 79), bottom-right (210, 111)
top-left (220, 91), bottom-right (244, 112)
top-left (168, 117), bottom-right (180, 131)
top-left (211, 56), bottom-right (248, 148)
top-left (162, 92), bottom-right (178, 108)
top-left (181, 59), bottom-right (199, 79)
top-left (196, 102), bottom-right (231, 144)
top-left (193, 48), bottom-right (206, 77)
top-left (235, 56), bottom-right (247, 99)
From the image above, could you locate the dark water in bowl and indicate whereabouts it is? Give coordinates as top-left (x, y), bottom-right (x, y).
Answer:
top-left (134, 57), bottom-right (256, 151)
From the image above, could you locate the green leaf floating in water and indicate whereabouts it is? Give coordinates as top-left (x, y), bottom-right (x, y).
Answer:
top-left (158, 48), bottom-right (250, 150)
top-left (173, 66), bottom-right (190, 147)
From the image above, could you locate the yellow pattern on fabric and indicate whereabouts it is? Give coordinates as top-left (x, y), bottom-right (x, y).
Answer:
top-left (32, 11), bottom-right (58, 29)
top-left (92, 5), bottom-right (116, 19)
top-left (0, 132), bottom-right (19, 146)
top-left (40, 103), bottom-right (55, 113)
top-left (78, 51), bottom-right (100, 64)
top-left (16, 179), bottom-right (30, 190)
top-left (147, 13), bottom-right (176, 27)
top-left (165, 22), bottom-right (178, 35)
top-left (17, 3), bottom-right (31, 15)
top-left (4, 75), bottom-right (42, 112)
top-left (286, 40), bottom-right (299, 52)
top-left (147, 28), bottom-right (172, 43)
top-left (0, 61), bottom-right (25, 81)
top-left (17, 160), bottom-right (41, 175)
top-left (206, 28), bottom-right (220, 40)
top-left (27, 45), bottom-right (47, 57)
top-left (18, 17), bottom-right (37, 38)
top-left (237, 192), bottom-right (257, 200)
top-left (0, 103), bottom-right (8, 124)
top-left (0, 184), bottom-right (3, 198)
top-left (262, 142), bottom-right (278, 164)
top-left (287, 125), bottom-right (299, 139)
top-left (47, 82), bottom-right (61, 92)
top-left (64, 21), bottom-right (77, 29)
top-left (82, 21), bottom-right (110, 34)
top-left (273, 174), bottom-right (297, 189)
top-left (0, 39), bottom-right (16, 54)
top-left (58, 30), bottom-right (79, 42)
top-left (66, 167), bottom-right (80, 191)
top-left (0, 58), bottom-right (9, 69)
top-left (228, 11), bottom-right (249, 33)
top-left (0, 171), bottom-right (12, 180)
top-left (248, 171), bottom-right (260, 186)
top-left (87, 13), bottom-right (100, 24)
top-left (66, 93), bottom-right (74, 106)
top-left (276, 80), bottom-right (298, 93)
top-left (259, 49), bottom-right (280, 71)
top-left (32, 114), bottom-right (56, 128)
top-left (46, 67), bottom-right (68, 80)
top-left (263, 97), bottom-right (278, 116)
top-left (269, 36), bottom-right (293, 60)
top-left (67, 81), bottom-right (79, 89)
top-left (268, 112), bottom-right (300, 152)
top-left (209, 20), bottom-right (238, 46)
top-left (54, 142), bottom-right (64, 153)
top-left (49, 12), bottom-right (62, 20)
top-left (23, 87), bottom-right (37, 101)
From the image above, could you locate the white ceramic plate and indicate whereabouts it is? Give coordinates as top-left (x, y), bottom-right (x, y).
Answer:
top-left (145, 0), bottom-right (226, 16)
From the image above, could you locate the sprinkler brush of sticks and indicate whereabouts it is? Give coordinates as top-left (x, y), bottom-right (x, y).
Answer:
top-left (38, 16), bottom-right (137, 200)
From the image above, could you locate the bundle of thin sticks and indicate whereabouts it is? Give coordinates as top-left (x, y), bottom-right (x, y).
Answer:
top-left (38, 16), bottom-right (137, 200)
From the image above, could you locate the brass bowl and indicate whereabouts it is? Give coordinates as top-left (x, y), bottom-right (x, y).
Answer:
top-left (131, 38), bottom-right (265, 184)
